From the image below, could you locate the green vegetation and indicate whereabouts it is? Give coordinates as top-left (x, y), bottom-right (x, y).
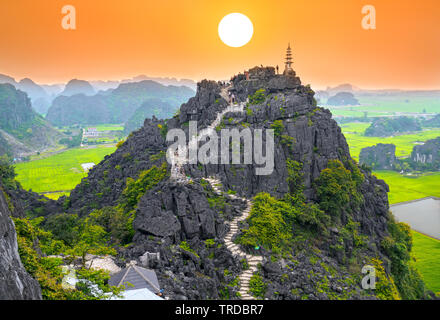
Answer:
top-left (14, 145), bottom-right (116, 197)
top-left (121, 162), bottom-right (168, 211)
top-left (412, 232), bottom-right (440, 294)
top-left (13, 216), bottom-right (122, 300)
top-left (248, 89), bottom-right (266, 105)
top-left (341, 122), bottom-right (440, 160)
top-left (315, 159), bottom-right (364, 219)
top-left (365, 117), bottom-right (421, 137)
top-left (374, 170), bottom-right (440, 204)
top-left (326, 94), bottom-right (440, 118)
top-left (179, 241), bottom-right (199, 258)
top-left (0, 155), bottom-right (17, 189)
top-left (342, 121), bottom-right (440, 294)
top-left (381, 215), bottom-right (426, 299)
top-left (249, 273), bottom-right (266, 299)
top-left (59, 130), bottom-right (82, 148)
top-left (270, 120), bottom-right (284, 137)
top-left (238, 160), bottom-right (329, 255)
top-left (369, 258), bottom-right (400, 300)
top-left (94, 124), bottom-right (124, 132)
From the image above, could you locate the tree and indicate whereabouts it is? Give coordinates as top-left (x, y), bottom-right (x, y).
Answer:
top-left (67, 220), bottom-right (116, 267)
top-left (315, 160), bottom-right (363, 218)
top-left (0, 155), bottom-right (17, 189)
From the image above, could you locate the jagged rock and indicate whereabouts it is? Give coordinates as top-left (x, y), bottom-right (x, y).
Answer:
top-left (359, 143), bottom-right (397, 170)
top-left (0, 186), bottom-right (42, 300)
top-left (411, 136), bottom-right (440, 169)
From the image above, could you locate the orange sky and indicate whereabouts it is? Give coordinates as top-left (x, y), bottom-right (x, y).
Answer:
top-left (1, 0), bottom-right (439, 89)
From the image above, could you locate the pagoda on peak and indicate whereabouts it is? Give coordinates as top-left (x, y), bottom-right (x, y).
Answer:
top-left (283, 43), bottom-right (296, 77)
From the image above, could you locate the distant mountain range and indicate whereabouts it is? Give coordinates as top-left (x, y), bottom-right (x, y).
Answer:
top-left (0, 73), bottom-right (197, 117)
top-left (46, 80), bottom-right (195, 127)
top-left (0, 84), bottom-right (64, 157)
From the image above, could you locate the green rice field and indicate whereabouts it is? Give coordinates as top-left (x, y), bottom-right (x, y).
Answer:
top-left (340, 123), bottom-right (440, 160)
top-left (93, 124), bottom-right (124, 131)
top-left (14, 145), bottom-right (116, 195)
top-left (374, 171), bottom-right (440, 205)
top-left (412, 231), bottom-right (440, 294)
top-left (326, 94), bottom-right (440, 118)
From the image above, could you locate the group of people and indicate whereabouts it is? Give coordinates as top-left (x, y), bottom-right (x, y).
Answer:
top-left (228, 91), bottom-right (236, 105)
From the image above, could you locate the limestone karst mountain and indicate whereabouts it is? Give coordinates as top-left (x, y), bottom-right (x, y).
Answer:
top-left (326, 92), bottom-right (359, 106)
top-left (0, 74), bottom-right (52, 115)
top-left (0, 84), bottom-right (64, 157)
top-left (47, 66), bottom-right (425, 300)
top-left (365, 117), bottom-right (422, 137)
top-left (59, 79), bottom-right (96, 97)
top-left (411, 136), bottom-right (440, 170)
top-left (359, 144), bottom-right (397, 170)
top-left (123, 98), bottom-right (176, 135)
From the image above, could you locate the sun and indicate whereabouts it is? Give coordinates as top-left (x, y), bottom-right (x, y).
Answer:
top-left (218, 13), bottom-right (253, 48)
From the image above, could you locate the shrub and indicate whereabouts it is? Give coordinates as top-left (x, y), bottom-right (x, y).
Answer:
top-left (238, 193), bottom-right (292, 252)
top-left (121, 163), bottom-right (168, 210)
top-left (249, 274), bottom-right (267, 298)
top-left (248, 89), bottom-right (266, 105)
top-left (270, 120), bottom-right (284, 137)
top-left (315, 160), bottom-right (363, 218)
top-left (381, 215), bottom-right (426, 299)
top-left (0, 155), bottom-right (17, 189)
top-left (370, 258), bottom-right (400, 300)
top-left (179, 241), bottom-right (199, 257)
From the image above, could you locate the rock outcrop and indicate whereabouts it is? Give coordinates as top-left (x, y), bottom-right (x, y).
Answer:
top-left (0, 186), bottom-right (42, 300)
top-left (411, 136), bottom-right (440, 169)
top-left (0, 83), bottom-right (64, 157)
top-left (359, 144), bottom-right (397, 170)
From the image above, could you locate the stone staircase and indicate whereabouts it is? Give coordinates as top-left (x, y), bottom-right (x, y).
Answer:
top-left (205, 177), bottom-right (263, 300)
top-left (169, 93), bottom-right (245, 181)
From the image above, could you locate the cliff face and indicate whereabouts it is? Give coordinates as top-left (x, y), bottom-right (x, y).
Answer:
top-left (411, 137), bottom-right (440, 169)
top-left (0, 83), bottom-right (63, 157)
top-left (0, 187), bottom-right (42, 300)
top-left (360, 144), bottom-right (397, 170)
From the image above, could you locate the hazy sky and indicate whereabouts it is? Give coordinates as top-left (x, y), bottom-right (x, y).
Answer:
top-left (1, 0), bottom-right (439, 89)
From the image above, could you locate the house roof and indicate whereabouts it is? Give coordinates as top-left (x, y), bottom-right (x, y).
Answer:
top-left (109, 265), bottom-right (161, 293)
top-left (109, 288), bottom-right (164, 300)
